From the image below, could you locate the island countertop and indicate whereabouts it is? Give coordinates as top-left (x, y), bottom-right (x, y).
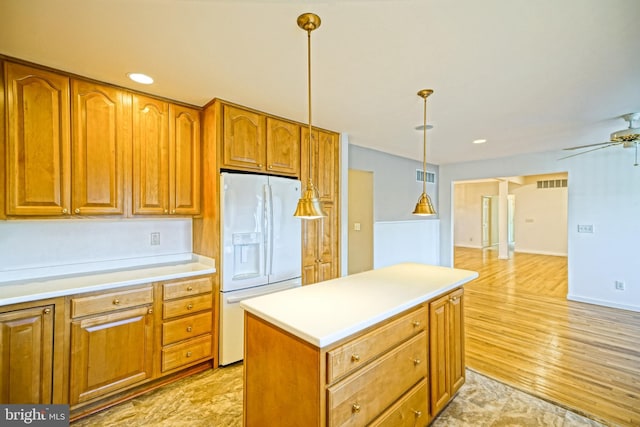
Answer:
top-left (240, 262), bottom-right (478, 348)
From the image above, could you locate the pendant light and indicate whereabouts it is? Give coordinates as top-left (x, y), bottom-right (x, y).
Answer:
top-left (413, 89), bottom-right (436, 216)
top-left (293, 13), bottom-right (326, 219)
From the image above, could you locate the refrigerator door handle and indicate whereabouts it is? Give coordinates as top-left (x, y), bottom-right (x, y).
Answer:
top-left (267, 183), bottom-right (275, 276)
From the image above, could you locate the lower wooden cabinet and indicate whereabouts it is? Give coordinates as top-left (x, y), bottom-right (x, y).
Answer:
top-left (0, 304), bottom-right (55, 403)
top-left (244, 304), bottom-right (432, 427)
top-left (69, 288), bottom-right (154, 405)
top-left (159, 276), bottom-right (214, 374)
top-left (429, 287), bottom-right (465, 417)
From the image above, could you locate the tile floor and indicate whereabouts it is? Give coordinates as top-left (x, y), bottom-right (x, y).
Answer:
top-left (71, 365), bottom-right (606, 426)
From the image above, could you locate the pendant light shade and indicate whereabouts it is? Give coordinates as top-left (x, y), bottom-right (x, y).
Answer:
top-left (413, 89), bottom-right (436, 216)
top-left (294, 12), bottom-right (326, 219)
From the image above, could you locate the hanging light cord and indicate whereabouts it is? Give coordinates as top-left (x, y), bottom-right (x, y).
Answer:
top-left (306, 26), bottom-right (314, 187)
top-left (422, 95), bottom-right (427, 193)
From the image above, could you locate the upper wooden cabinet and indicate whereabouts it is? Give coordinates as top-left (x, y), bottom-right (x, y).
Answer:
top-left (132, 95), bottom-right (200, 216)
top-left (301, 127), bottom-right (338, 201)
top-left (266, 117), bottom-right (300, 176)
top-left (170, 104), bottom-right (201, 215)
top-left (221, 104), bottom-right (300, 177)
top-left (5, 62), bottom-right (71, 216)
top-left (71, 80), bottom-right (129, 215)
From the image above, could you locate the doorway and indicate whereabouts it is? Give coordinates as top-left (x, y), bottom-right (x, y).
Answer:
top-left (347, 169), bottom-right (374, 274)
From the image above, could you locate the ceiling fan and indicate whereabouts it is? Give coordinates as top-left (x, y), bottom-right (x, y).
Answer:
top-left (561, 113), bottom-right (640, 166)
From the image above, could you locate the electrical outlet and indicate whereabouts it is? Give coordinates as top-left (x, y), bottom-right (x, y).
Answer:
top-left (615, 281), bottom-right (625, 291)
top-left (577, 224), bottom-right (594, 233)
top-left (150, 232), bottom-right (161, 246)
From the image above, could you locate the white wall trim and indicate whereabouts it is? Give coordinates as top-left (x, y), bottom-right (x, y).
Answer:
top-left (514, 249), bottom-right (568, 257)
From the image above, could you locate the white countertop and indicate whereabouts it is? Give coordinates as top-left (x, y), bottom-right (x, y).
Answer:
top-left (0, 255), bottom-right (216, 306)
top-left (240, 262), bottom-right (478, 348)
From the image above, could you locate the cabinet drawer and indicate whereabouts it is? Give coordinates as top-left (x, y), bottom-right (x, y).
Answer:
top-left (163, 293), bottom-right (212, 319)
top-left (162, 311), bottom-right (212, 346)
top-left (327, 332), bottom-right (427, 427)
top-left (71, 286), bottom-right (153, 318)
top-left (161, 334), bottom-right (212, 372)
top-left (369, 379), bottom-right (428, 427)
top-left (327, 306), bottom-right (427, 383)
top-left (163, 277), bottom-right (212, 300)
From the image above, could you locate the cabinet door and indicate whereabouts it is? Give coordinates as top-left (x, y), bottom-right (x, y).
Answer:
top-left (449, 288), bottom-right (465, 395)
top-left (301, 217), bottom-right (319, 285)
top-left (69, 306), bottom-right (153, 405)
top-left (222, 105), bottom-right (265, 171)
top-left (0, 305), bottom-right (54, 403)
top-left (317, 203), bottom-right (337, 282)
top-left (132, 95), bottom-right (169, 215)
top-left (5, 62), bottom-right (70, 216)
top-left (169, 105), bottom-right (200, 215)
top-left (301, 128), bottom-right (338, 201)
top-left (71, 80), bottom-right (128, 215)
top-left (429, 293), bottom-right (450, 416)
top-left (266, 117), bottom-right (300, 176)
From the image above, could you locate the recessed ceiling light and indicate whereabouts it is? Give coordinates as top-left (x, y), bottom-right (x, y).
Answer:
top-left (414, 124), bottom-right (434, 130)
top-left (127, 73), bottom-right (154, 85)
top-left (473, 139), bottom-right (487, 144)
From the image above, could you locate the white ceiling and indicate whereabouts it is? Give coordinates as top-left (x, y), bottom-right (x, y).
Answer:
top-left (2, 0), bottom-right (639, 165)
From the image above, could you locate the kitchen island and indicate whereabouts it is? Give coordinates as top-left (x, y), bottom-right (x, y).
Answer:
top-left (240, 262), bottom-right (478, 427)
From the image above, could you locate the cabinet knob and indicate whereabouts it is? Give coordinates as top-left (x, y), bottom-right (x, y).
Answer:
top-left (351, 354), bottom-right (360, 362)
top-left (412, 320), bottom-right (421, 328)
top-left (148, 308), bottom-right (153, 314)
top-left (113, 298), bottom-right (120, 305)
top-left (186, 304), bottom-right (193, 310)
top-left (74, 208), bottom-right (80, 214)
top-left (450, 296), bottom-right (459, 302)
top-left (43, 308), bottom-right (51, 315)
top-left (61, 208), bottom-right (68, 214)
top-left (186, 326), bottom-right (193, 332)
top-left (351, 403), bottom-right (361, 414)
top-left (171, 209), bottom-right (176, 214)
top-left (268, 165), bottom-right (273, 169)
top-left (187, 286), bottom-right (193, 291)
top-left (258, 164), bottom-right (263, 168)
top-left (186, 351), bottom-right (192, 358)
top-left (413, 410), bottom-right (422, 418)
top-left (413, 358), bottom-right (421, 366)
top-left (164, 209), bottom-right (168, 213)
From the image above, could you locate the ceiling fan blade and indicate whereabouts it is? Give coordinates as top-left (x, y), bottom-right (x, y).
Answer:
top-left (563, 141), bottom-right (618, 150)
top-left (558, 143), bottom-right (619, 160)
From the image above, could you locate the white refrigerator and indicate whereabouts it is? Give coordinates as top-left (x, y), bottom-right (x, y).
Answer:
top-left (219, 172), bottom-right (302, 365)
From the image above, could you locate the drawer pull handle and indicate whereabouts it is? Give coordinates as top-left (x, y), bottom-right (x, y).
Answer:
top-left (413, 410), bottom-right (422, 418)
top-left (113, 298), bottom-right (120, 305)
top-left (413, 358), bottom-right (421, 366)
top-left (351, 354), bottom-right (360, 362)
top-left (62, 208), bottom-right (68, 214)
top-left (186, 326), bottom-right (193, 332)
top-left (43, 308), bottom-right (51, 315)
top-left (187, 286), bottom-right (193, 291)
top-left (74, 208), bottom-right (81, 214)
top-left (187, 304), bottom-right (193, 310)
top-left (412, 320), bottom-right (421, 327)
top-left (351, 403), bottom-right (361, 414)
top-left (186, 351), bottom-right (192, 357)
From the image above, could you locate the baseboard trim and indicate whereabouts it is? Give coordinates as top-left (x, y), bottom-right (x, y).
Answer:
top-left (567, 294), bottom-right (640, 313)
top-left (514, 249), bottom-right (567, 257)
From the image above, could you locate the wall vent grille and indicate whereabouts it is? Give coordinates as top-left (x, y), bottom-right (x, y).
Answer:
top-left (537, 179), bottom-right (567, 189)
top-left (416, 169), bottom-right (436, 184)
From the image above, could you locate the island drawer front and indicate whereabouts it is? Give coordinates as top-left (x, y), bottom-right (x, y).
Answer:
top-left (162, 311), bottom-right (213, 345)
top-left (162, 293), bottom-right (212, 319)
top-left (327, 306), bottom-right (427, 383)
top-left (161, 334), bottom-right (212, 372)
top-left (369, 379), bottom-right (428, 427)
top-left (163, 277), bottom-right (212, 300)
top-left (327, 332), bottom-right (427, 427)
top-left (71, 286), bottom-right (153, 318)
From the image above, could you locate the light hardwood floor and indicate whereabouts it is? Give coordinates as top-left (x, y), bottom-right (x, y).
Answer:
top-left (455, 246), bottom-right (640, 427)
